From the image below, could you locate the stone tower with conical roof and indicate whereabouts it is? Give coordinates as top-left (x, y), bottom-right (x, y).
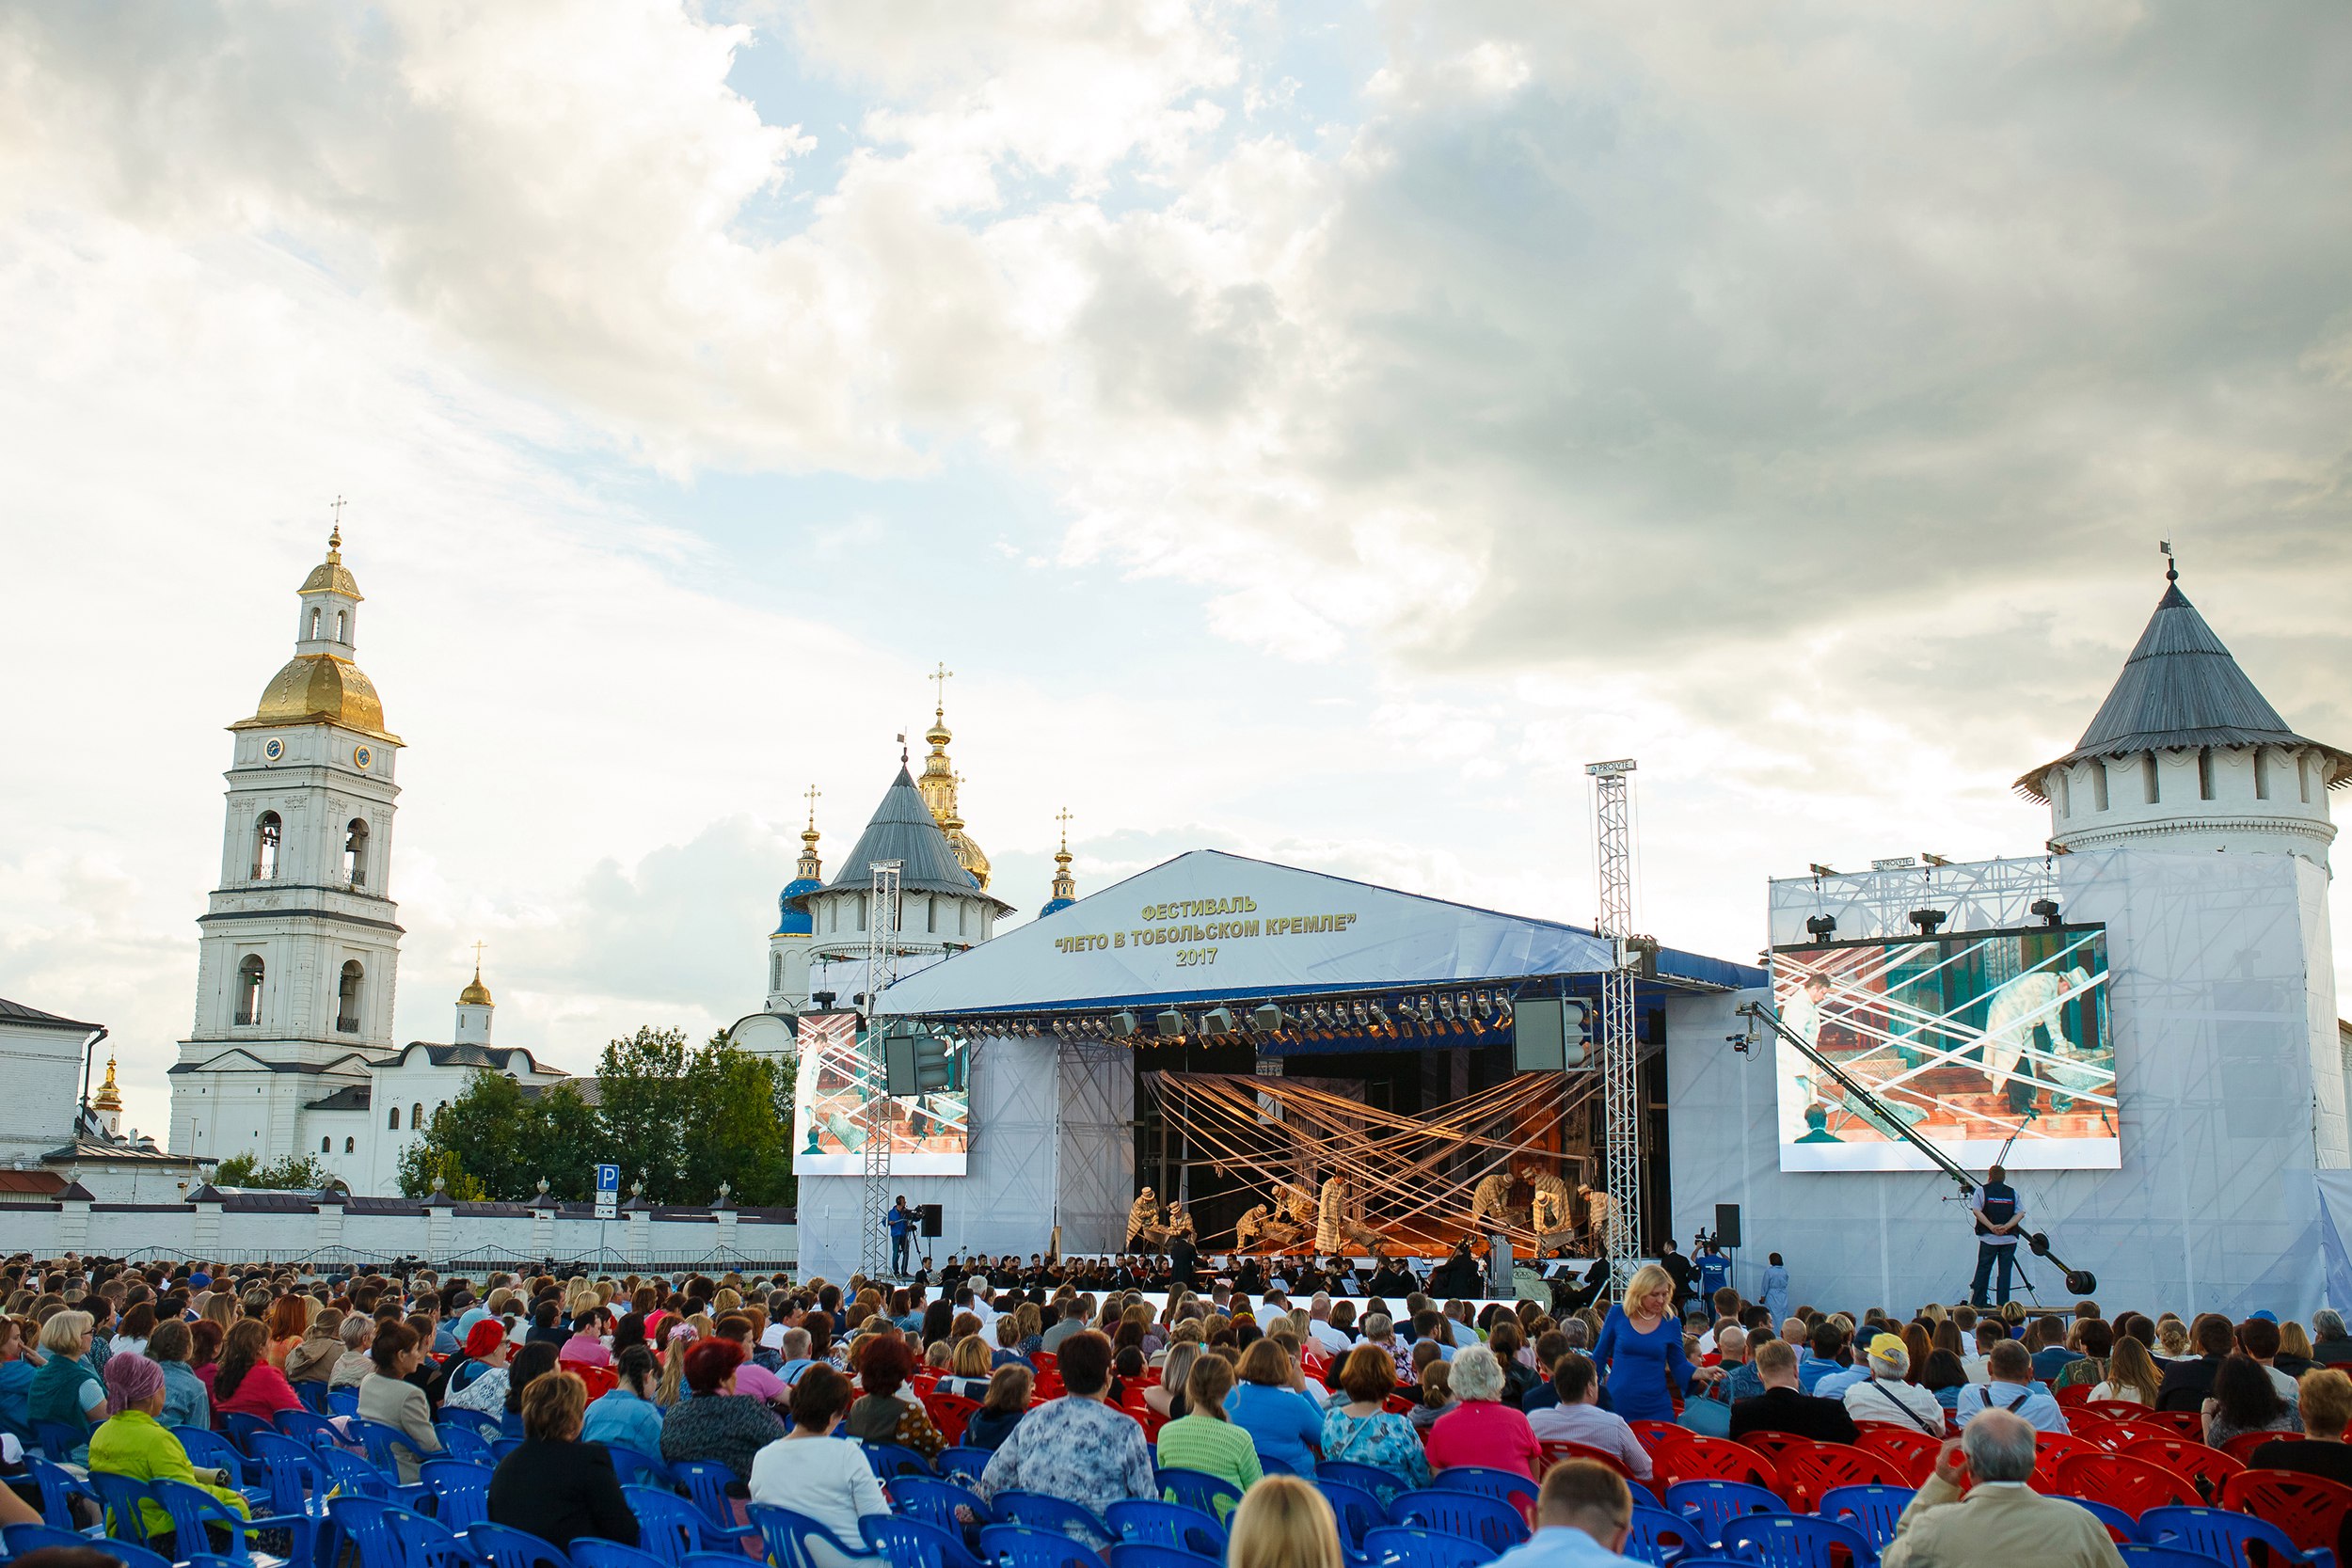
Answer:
top-left (2018, 561), bottom-right (2348, 867)
top-left (170, 523), bottom-right (405, 1166)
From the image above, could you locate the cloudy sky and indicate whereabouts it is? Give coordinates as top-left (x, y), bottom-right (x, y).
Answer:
top-left (3, 0), bottom-right (2347, 1143)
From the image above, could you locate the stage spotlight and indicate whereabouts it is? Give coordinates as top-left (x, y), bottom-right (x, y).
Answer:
top-left (1109, 1010), bottom-right (1138, 1039)
top-left (1369, 1003), bottom-right (1391, 1032)
top-left (1908, 908), bottom-right (1947, 935)
top-left (1804, 914), bottom-right (1837, 939)
top-left (1351, 1001), bottom-right (1368, 1027)
top-left (1474, 991), bottom-right (1494, 1019)
top-left (1251, 1002), bottom-right (1284, 1033)
top-left (2031, 898), bottom-right (2061, 927)
top-left (1156, 1008), bottom-right (1187, 1038)
top-left (1438, 994), bottom-right (1457, 1022)
top-left (1200, 1006), bottom-right (1237, 1035)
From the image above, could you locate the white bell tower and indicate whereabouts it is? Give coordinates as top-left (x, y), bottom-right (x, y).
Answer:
top-left (170, 521), bottom-right (406, 1164)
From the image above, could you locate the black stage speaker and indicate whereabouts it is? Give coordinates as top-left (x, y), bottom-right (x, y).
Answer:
top-left (919, 1203), bottom-right (943, 1238)
top-left (1713, 1203), bottom-right (1742, 1250)
top-left (1512, 999), bottom-right (1591, 1072)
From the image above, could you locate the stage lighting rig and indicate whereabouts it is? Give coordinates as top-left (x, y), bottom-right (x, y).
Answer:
top-left (1437, 994), bottom-right (1456, 1022)
top-left (1804, 914), bottom-right (1837, 940)
top-left (1156, 1008), bottom-right (1186, 1038)
top-left (2032, 898), bottom-right (2061, 927)
top-left (1109, 1011), bottom-right (1138, 1039)
top-left (1251, 1002), bottom-right (1284, 1034)
top-left (1908, 909), bottom-right (1947, 936)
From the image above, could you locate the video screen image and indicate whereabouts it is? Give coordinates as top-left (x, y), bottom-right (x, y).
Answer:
top-left (790, 1010), bottom-right (970, 1177)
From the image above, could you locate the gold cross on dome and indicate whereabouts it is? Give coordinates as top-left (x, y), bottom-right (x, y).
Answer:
top-left (471, 940), bottom-right (485, 969)
top-left (803, 784), bottom-right (821, 829)
top-left (930, 662), bottom-right (954, 712)
top-left (1056, 806), bottom-right (1073, 851)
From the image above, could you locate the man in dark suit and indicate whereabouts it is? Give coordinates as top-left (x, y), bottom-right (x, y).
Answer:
top-left (2157, 1314), bottom-right (2238, 1412)
top-left (1731, 1338), bottom-right (1860, 1445)
top-left (1169, 1231), bottom-right (1199, 1290)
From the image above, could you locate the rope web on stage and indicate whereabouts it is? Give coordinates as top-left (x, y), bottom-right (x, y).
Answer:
top-left (1146, 1069), bottom-right (1599, 1252)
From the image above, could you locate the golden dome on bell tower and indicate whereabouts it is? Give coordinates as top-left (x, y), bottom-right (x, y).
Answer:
top-left (914, 662), bottom-right (992, 890)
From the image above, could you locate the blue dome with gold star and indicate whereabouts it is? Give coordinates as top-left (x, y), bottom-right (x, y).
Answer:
top-left (773, 794), bottom-right (826, 936)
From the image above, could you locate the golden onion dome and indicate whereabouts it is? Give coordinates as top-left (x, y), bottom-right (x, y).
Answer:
top-left (92, 1056), bottom-right (122, 1112)
top-left (300, 526), bottom-right (364, 600)
top-left (234, 653), bottom-right (398, 741)
top-left (458, 966), bottom-right (494, 1007)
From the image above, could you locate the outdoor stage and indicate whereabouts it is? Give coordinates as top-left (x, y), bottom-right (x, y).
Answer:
top-left (790, 847), bottom-right (1759, 1279)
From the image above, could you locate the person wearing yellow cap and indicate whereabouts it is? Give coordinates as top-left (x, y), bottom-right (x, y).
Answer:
top-left (1844, 1333), bottom-right (1945, 1433)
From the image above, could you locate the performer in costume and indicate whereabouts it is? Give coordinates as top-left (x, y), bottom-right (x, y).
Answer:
top-left (1776, 972), bottom-right (1830, 1143)
top-left (1316, 1175), bottom-right (1390, 1258)
top-left (1579, 1181), bottom-right (1617, 1256)
top-left (1466, 1168), bottom-right (1513, 1235)
top-left (1164, 1201), bottom-right (1196, 1244)
top-left (1126, 1187), bottom-right (1161, 1251)
top-left (1981, 965), bottom-right (2093, 1117)
top-left (1522, 1161), bottom-right (1574, 1255)
top-left (1233, 1202), bottom-right (1272, 1252)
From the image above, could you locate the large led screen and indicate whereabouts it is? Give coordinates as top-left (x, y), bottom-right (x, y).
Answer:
top-left (790, 1011), bottom-right (970, 1177)
top-left (1771, 925), bottom-right (2116, 1172)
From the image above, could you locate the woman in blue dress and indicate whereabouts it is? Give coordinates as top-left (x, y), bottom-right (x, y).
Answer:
top-left (1761, 1254), bottom-right (1791, 1326)
top-left (1593, 1264), bottom-right (1719, 1421)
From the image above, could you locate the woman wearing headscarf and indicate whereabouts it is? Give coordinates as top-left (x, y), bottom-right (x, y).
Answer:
top-left (88, 1354), bottom-right (250, 1544)
top-left (444, 1321), bottom-right (517, 1415)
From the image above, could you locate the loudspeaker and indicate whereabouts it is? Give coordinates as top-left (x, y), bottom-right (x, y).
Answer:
top-left (1511, 999), bottom-right (1591, 1072)
top-left (1713, 1203), bottom-right (1742, 1250)
top-left (919, 1203), bottom-right (943, 1238)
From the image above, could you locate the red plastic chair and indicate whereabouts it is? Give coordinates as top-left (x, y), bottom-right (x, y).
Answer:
top-left (2221, 1469), bottom-right (2352, 1559)
top-left (2223, 1430), bottom-right (2302, 1465)
top-left (1736, 1429), bottom-right (1809, 1467)
top-left (1646, 1434), bottom-right (1781, 1497)
top-left (1383, 1393), bottom-right (1419, 1416)
top-left (1628, 1420), bottom-right (1685, 1453)
top-left (2030, 1433), bottom-right (2104, 1490)
top-left (575, 1365), bottom-right (618, 1402)
top-left (2121, 1436), bottom-right (2243, 1502)
top-left (2085, 1401), bottom-right (2159, 1423)
top-left (2133, 1410), bottom-right (2208, 1439)
top-left (1539, 1441), bottom-right (1636, 1481)
top-left (2057, 1383), bottom-right (2094, 1407)
top-left (1768, 1440), bottom-right (1911, 1514)
top-left (923, 1392), bottom-right (981, 1447)
top-left (2051, 1451), bottom-right (2205, 1517)
top-left (1852, 1426), bottom-right (1942, 1485)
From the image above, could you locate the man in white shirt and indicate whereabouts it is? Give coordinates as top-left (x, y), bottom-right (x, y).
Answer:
top-left (1487, 1460), bottom-right (1648, 1568)
top-left (1526, 1353), bottom-right (1652, 1480)
top-left (1307, 1294), bottom-right (1352, 1354)
top-left (1961, 1322), bottom-right (2004, 1384)
top-left (1256, 1290), bottom-right (1294, 1333)
top-left (1777, 972), bottom-right (1831, 1143)
top-left (1953, 1341), bottom-right (2070, 1433)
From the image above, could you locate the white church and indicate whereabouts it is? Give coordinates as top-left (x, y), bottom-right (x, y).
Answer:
top-left (165, 530), bottom-right (571, 1194)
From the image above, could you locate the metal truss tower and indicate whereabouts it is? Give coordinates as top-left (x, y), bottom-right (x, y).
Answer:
top-left (1586, 758), bottom-right (1641, 1285)
top-left (860, 860), bottom-right (903, 1279)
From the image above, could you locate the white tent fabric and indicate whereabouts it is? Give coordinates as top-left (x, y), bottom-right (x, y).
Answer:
top-left (877, 848), bottom-right (1615, 1016)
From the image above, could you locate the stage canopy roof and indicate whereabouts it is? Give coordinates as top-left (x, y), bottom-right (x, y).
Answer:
top-left (879, 848), bottom-right (1762, 1020)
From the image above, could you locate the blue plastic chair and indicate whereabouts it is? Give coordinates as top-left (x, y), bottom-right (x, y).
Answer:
top-left (325, 1496), bottom-right (410, 1568)
top-left (297, 1379), bottom-right (332, 1415)
top-left (572, 1542), bottom-right (675, 1568)
top-left (1816, 1484), bottom-right (1914, 1551)
top-left (893, 1474), bottom-right (997, 1532)
top-left (1322, 1460), bottom-right (1406, 1506)
top-left (1156, 1467), bottom-right (1243, 1523)
top-left (749, 1502), bottom-right (882, 1567)
top-left (440, 1405), bottom-right (505, 1443)
top-left (1430, 1465), bottom-right (1538, 1516)
top-left (329, 1386), bottom-right (362, 1418)
top-left (1258, 1452), bottom-right (1297, 1476)
top-left (937, 1446), bottom-right (996, 1484)
top-left (572, 1542), bottom-right (674, 1568)
top-left (436, 1421), bottom-right (497, 1465)
top-left (1662, 1479), bottom-right (1788, 1547)
top-left (355, 1417), bottom-right (434, 1478)
top-left (35, 1418), bottom-right (88, 1464)
top-left (315, 1439), bottom-right (403, 1503)
top-left (2056, 1496), bottom-right (2142, 1545)
top-left (1313, 1479), bottom-right (1386, 1549)
top-left (863, 1513), bottom-right (988, 1568)
top-left (993, 1490), bottom-right (1115, 1549)
top-left (2140, 1503), bottom-right (2328, 1565)
top-left (221, 1411), bottom-right (276, 1453)
top-left (629, 1484), bottom-right (747, 1562)
top-left (245, 1430), bottom-right (338, 1529)
top-left (152, 1474), bottom-right (319, 1568)
top-left (865, 1440), bottom-right (937, 1479)
top-left (673, 1458), bottom-right (758, 1544)
top-left (1359, 1525), bottom-right (1499, 1568)
top-left (976, 1522), bottom-right (1105, 1568)
top-left (1389, 1490), bottom-right (1530, 1554)
top-left (276, 1408), bottom-right (347, 1449)
top-left (88, 1470), bottom-right (161, 1547)
top-left (598, 1443), bottom-right (675, 1488)
top-left (1718, 1513), bottom-right (1878, 1568)
top-left (1104, 1545), bottom-right (1216, 1568)
top-left (23, 1452), bottom-right (99, 1530)
top-left (2115, 1548), bottom-right (2235, 1568)
top-left (464, 1519), bottom-right (575, 1568)
top-left (421, 1458), bottom-right (493, 1529)
top-left (383, 1502), bottom-right (480, 1568)
top-left (491, 1436), bottom-right (527, 1464)
top-left (174, 1423), bottom-right (265, 1491)
top-left (1626, 1502), bottom-right (1703, 1566)
top-left (1105, 1498), bottom-right (1225, 1558)
top-left (4, 1522), bottom-right (175, 1568)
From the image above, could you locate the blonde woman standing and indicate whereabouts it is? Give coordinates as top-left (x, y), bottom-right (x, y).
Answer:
top-left (1592, 1263), bottom-right (1717, 1422)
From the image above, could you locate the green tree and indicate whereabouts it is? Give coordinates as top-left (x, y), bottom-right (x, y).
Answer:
top-left (395, 1071), bottom-right (601, 1201)
top-left (395, 1145), bottom-right (487, 1202)
top-left (214, 1152), bottom-right (330, 1189)
top-left (594, 1025), bottom-right (795, 1207)
top-left (596, 1025), bottom-right (694, 1198)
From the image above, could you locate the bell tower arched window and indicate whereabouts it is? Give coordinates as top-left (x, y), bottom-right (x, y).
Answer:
top-left (310, 608), bottom-right (322, 640)
top-left (412, 1101), bottom-right (424, 1130)
top-left (343, 818), bottom-right (370, 887)
top-left (234, 955), bottom-right (264, 1026)
top-left (389, 1105), bottom-right (400, 1130)
top-left (334, 610), bottom-right (346, 641)
top-left (252, 813), bottom-right (282, 880)
top-left (344, 1136), bottom-right (356, 1153)
top-left (336, 960), bottom-right (364, 1033)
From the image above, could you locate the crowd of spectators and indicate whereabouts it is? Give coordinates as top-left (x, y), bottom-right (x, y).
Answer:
top-left (6, 1248), bottom-right (2352, 1567)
